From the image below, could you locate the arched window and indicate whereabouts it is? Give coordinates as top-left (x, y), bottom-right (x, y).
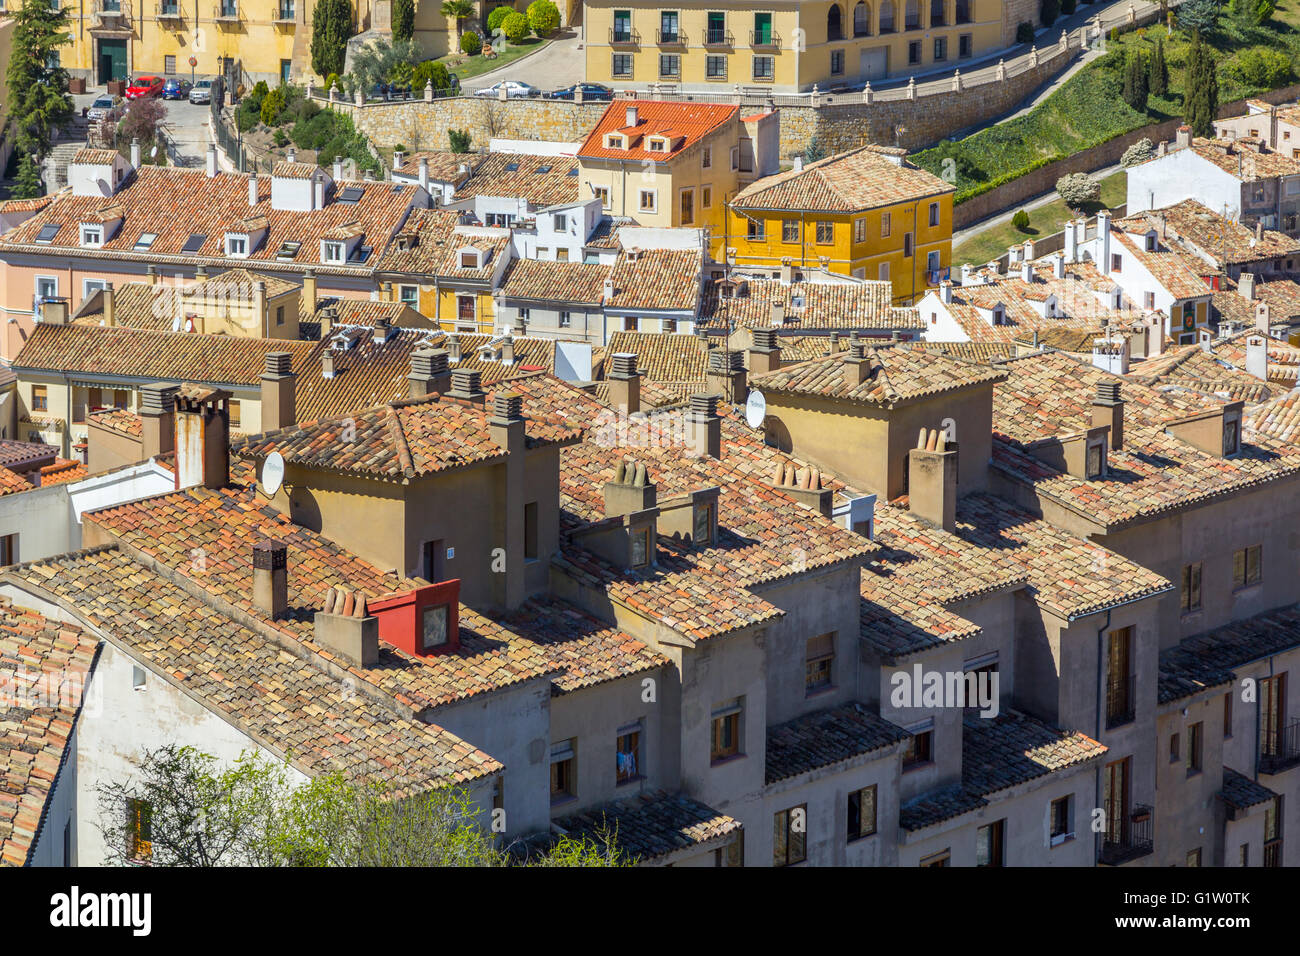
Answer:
top-left (930, 0), bottom-right (945, 26)
top-left (905, 0), bottom-right (920, 29)
top-left (878, 0), bottom-right (895, 31)
top-left (854, 1), bottom-right (870, 35)
top-left (828, 4), bottom-right (844, 41)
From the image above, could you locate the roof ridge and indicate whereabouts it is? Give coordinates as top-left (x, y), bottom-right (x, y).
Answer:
top-left (387, 404), bottom-right (417, 478)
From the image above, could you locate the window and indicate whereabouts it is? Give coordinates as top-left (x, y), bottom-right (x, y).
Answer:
top-left (920, 849), bottom-right (950, 867)
top-left (659, 54), bottom-right (680, 76)
top-left (31, 386), bottom-right (48, 412)
top-left (928, 202), bottom-right (940, 227)
top-left (701, 186), bottom-right (712, 208)
top-left (805, 633), bottom-right (834, 694)
top-left (1180, 562), bottom-right (1202, 613)
top-left (594, 185), bottom-right (610, 209)
top-left (831, 50), bottom-right (845, 75)
top-left (706, 55), bottom-right (727, 78)
top-left (1186, 848), bottom-right (1202, 867)
top-left (773, 805), bottom-right (807, 866)
top-left (701, 146), bottom-right (712, 169)
top-left (903, 232), bottom-right (913, 258)
top-left (133, 232), bottom-right (157, 252)
top-left (707, 10), bottom-right (727, 43)
top-left (612, 8), bottom-right (632, 41)
top-left (164, 54), bottom-right (176, 75)
top-left (854, 1), bottom-right (870, 36)
top-left (926, 250), bottom-right (941, 273)
top-left (1240, 843), bottom-right (1249, 866)
top-left (782, 219), bottom-right (800, 243)
top-left (711, 698), bottom-right (742, 762)
top-left (692, 499), bottom-right (715, 544)
top-left (1224, 692), bottom-right (1233, 738)
top-left (881, 212), bottom-right (891, 237)
top-left (959, 32), bottom-right (972, 57)
top-left (752, 56), bottom-right (774, 80)
top-left (754, 10), bottom-right (772, 43)
top-left (1224, 414), bottom-right (1241, 456)
top-left (227, 234), bottom-right (247, 256)
top-left (550, 739), bottom-right (576, 803)
top-left (630, 524), bottom-right (651, 567)
top-left (854, 217), bottom-right (866, 243)
top-left (878, 262), bottom-right (890, 281)
top-left (847, 785), bottom-right (877, 840)
top-left (660, 10), bottom-right (679, 41)
top-left (648, 137), bottom-right (666, 153)
top-left (815, 221), bottom-right (834, 245)
top-left (323, 241), bottom-right (344, 263)
top-left (1169, 732), bottom-right (1180, 762)
top-left (1187, 721), bottom-right (1203, 774)
top-left (612, 54), bottom-right (633, 76)
top-left (1233, 544), bottom-right (1261, 589)
top-left (132, 664), bottom-right (147, 690)
top-left (747, 218), bottom-right (765, 241)
top-left (552, 213), bottom-right (567, 233)
top-left (639, 188), bottom-right (657, 213)
top-left (1111, 253), bottom-right (1122, 272)
top-left (559, 310), bottom-right (572, 328)
top-left (523, 501), bottom-right (539, 561)
top-left (555, 248), bottom-right (569, 262)
top-left (398, 285), bottom-right (418, 306)
top-left (1264, 796), bottom-right (1282, 866)
top-left (81, 225), bottom-right (102, 247)
top-left (128, 799), bottom-right (152, 863)
top-left (616, 725), bottom-right (641, 784)
top-left (933, 37), bottom-right (947, 61)
top-left (1050, 795), bottom-right (1072, 845)
top-left (624, 315), bottom-right (639, 331)
top-left (680, 188), bottom-right (694, 225)
top-left (908, 40), bottom-right (920, 64)
top-left (976, 820), bottom-right (1004, 867)
top-left (902, 726), bottom-right (932, 769)
top-left (0, 534), bottom-right (16, 565)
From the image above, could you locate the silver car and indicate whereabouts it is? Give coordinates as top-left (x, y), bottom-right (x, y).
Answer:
top-left (473, 80), bottom-right (538, 98)
top-left (189, 79), bottom-right (214, 105)
top-left (86, 95), bottom-right (116, 122)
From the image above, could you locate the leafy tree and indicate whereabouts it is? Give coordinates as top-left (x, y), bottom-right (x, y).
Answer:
top-left (1227, 0), bottom-right (1273, 26)
top-left (1120, 137), bottom-right (1155, 167)
top-left (1012, 209), bottom-right (1031, 232)
top-left (442, 0), bottom-right (474, 34)
top-left (412, 59), bottom-right (454, 92)
top-left (502, 10), bottom-right (529, 42)
top-left (1040, 0), bottom-right (1060, 26)
top-left (1149, 37), bottom-right (1169, 97)
top-left (311, 0), bottom-right (352, 79)
top-left (1227, 46), bottom-right (1293, 88)
top-left (12, 153), bottom-right (44, 200)
top-left (1016, 21), bottom-right (1035, 43)
top-left (120, 97), bottom-right (168, 147)
top-left (1056, 172), bottom-right (1100, 208)
top-left (1122, 50), bottom-right (1149, 111)
top-left (5, 0), bottom-right (73, 162)
top-left (260, 86), bottom-right (288, 125)
top-left (526, 0), bottom-right (560, 36)
top-left (487, 4), bottom-right (514, 32)
top-left (448, 128), bottom-right (473, 152)
top-left (1177, 0), bottom-right (1220, 36)
top-left (460, 30), bottom-right (482, 55)
top-left (393, 0), bottom-right (415, 40)
top-left (345, 37), bottom-right (422, 94)
top-left (1183, 30), bottom-right (1219, 136)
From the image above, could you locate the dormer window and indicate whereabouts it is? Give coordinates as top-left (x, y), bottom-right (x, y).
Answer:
top-left (80, 224), bottom-right (103, 247)
top-left (1224, 410), bottom-right (1242, 456)
top-left (1087, 437), bottom-right (1106, 478)
top-left (993, 305), bottom-right (1006, 325)
top-left (322, 240), bottom-right (344, 263)
top-left (606, 134), bottom-right (625, 149)
top-left (648, 137), bottom-right (666, 152)
top-left (226, 234), bottom-right (248, 257)
top-left (461, 251), bottom-right (479, 268)
top-left (1145, 233), bottom-right (1157, 252)
top-left (421, 604), bottom-right (449, 651)
top-left (630, 524), bottom-right (652, 568)
top-left (693, 500), bottom-right (716, 545)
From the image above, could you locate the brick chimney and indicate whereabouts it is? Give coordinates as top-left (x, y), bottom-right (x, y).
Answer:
top-left (604, 458), bottom-right (657, 516)
top-left (173, 386), bottom-right (231, 490)
top-left (842, 338), bottom-right (872, 389)
top-left (749, 328), bottom-right (782, 374)
top-left (139, 382), bottom-right (178, 460)
top-left (408, 348), bottom-right (451, 398)
top-left (448, 368), bottom-right (485, 402)
top-left (907, 427), bottom-right (957, 532)
top-left (687, 393), bottom-right (721, 459)
top-left (489, 391), bottom-right (527, 610)
top-left (314, 586), bottom-right (379, 665)
top-left (706, 348), bottom-right (748, 403)
top-left (607, 352), bottom-right (641, 413)
top-left (260, 351), bottom-right (296, 432)
top-left (1091, 380), bottom-right (1124, 452)
top-left (251, 539), bottom-right (288, 619)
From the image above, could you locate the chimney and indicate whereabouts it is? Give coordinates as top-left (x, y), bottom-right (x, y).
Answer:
top-left (1053, 252), bottom-right (1066, 279)
top-left (251, 539), bottom-right (288, 619)
top-left (1246, 333), bottom-right (1268, 381)
top-left (1239, 272), bottom-right (1257, 300)
top-left (500, 335), bottom-right (515, 365)
top-left (604, 458), bottom-right (657, 517)
top-left (206, 144), bottom-right (218, 177)
top-left (314, 178), bottom-right (326, 210)
top-left (1091, 380), bottom-right (1124, 451)
top-left (1097, 209), bottom-right (1112, 274)
top-left (793, 155), bottom-right (804, 172)
top-left (333, 159), bottom-right (343, 181)
top-left (607, 352), bottom-right (641, 414)
top-left (706, 348), bottom-right (748, 404)
top-left (393, 148), bottom-right (406, 172)
top-left (373, 315), bottom-right (393, 344)
top-left (907, 427), bottom-right (957, 532)
top-left (38, 297), bottom-right (68, 326)
top-left (446, 334), bottom-right (463, 363)
top-left (960, 262), bottom-right (974, 285)
top-left (139, 382), bottom-right (178, 460)
top-left (940, 280), bottom-right (953, 304)
top-left (842, 339), bottom-right (872, 389)
top-left (254, 280), bottom-right (267, 331)
top-left (489, 392), bottom-right (527, 610)
top-left (147, 264), bottom-right (159, 286)
top-left (173, 386), bottom-right (230, 490)
top-left (448, 368), bottom-right (484, 402)
top-left (749, 328), bottom-right (782, 375)
top-left (130, 137), bottom-right (141, 169)
top-left (287, 147), bottom-right (297, 164)
top-left (1065, 218), bottom-right (1080, 263)
top-left (1176, 125), bottom-right (1192, 150)
top-left (1199, 328), bottom-right (1213, 353)
top-left (780, 258), bottom-right (794, 285)
top-left (314, 587), bottom-right (379, 666)
top-left (302, 269), bottom-right (318, 312)
top-left (1256, 300), bottom-right (1271, 334)
top-left (260, 351), bottom-right (296, 432)
top-left (770, 299), bottom-right (786, 326)
top-left (248, 172), bottom-right (258, 207)
top-left (102, 283), bottom-right (115, 328)
top-left (1008, 244), bottom-right (1022, 266)
top-left (418, 157), bottom-right (430, 192)
top-left (1022, 239), bottom-right (1036, 262)
top-left (1021, 256), bottom-right (1034, 284)
top-left (687, 393), bottom-right (721, 459)
top-left (321, 350), bottom-right (336, 379)
top-left (1256, 220), bottom-right (1264, 241)
top-left (626, 104), bottom-right (639, 127)
top-left (408, 348), bottom-right (451, 398)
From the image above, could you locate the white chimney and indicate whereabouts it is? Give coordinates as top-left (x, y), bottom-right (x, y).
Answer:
top-left (1052, 252), bottom-right (1066, 279)
top-left (793, 155), bottom-right (804, 172)
top-left (626, 105), bottom-right (639, 127)
top-left (314, 178), bottom-right (326, 210)
top-left (1256, 301), bottom-right (1271, 334)
top-left (419, 157), bottom-right (430, 192)
top-left (960, 263), bottom-right (974, 285)
top-left (248, 172), bottom-right (258, 207)
top-left (1246, 333), bottom-right (1268, 380)
top-left (1097, 210), bottom-right (1112, 274)
top-left (206, 144), bottom-right (218, 177)
top-left (1199, 328), bottom-right (1213, 353)
top-left (1239, 273), bottom-right (1257, 300)
top-left (1022, 239), bottom-right (1036, 262)
top-left (130, 137), bottom-right (141, 169)
top-left (287, 147), bottom-right (297, 163)
top-left (940, 280), bottom-right (953, 304)
top-left (1065, 218), bottom-right (1079, 263)
top-left (333, 159), bottom-right (343, 180)
top-left (1021, 257), bottom-right (1033, 284)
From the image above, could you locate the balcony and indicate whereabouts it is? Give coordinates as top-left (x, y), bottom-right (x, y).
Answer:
top-left (1265, 839), bottom-right (1283, 867)
top-left (703, 29), bottom-right (734, 48)
top-left (656, 27), bottom-right (686, 45)
top-left (273, 3), bottom-right (295, 21)
top-left (95, 0), bottom-right (129, 22)
top-left (1260, 720), bottom-right (1300, 774)
top-left (749, 29), bottom-right (781, 49)
top-left (214, 2), bottom-right (240, 21)
top-left (1105, 674), bottom-right (1135, 730)
top-left (1100, 804), bottom-right (1154, 865)
top-left (609, 27), bottom-right (640, 46)
top-left (156, 0), bottom-right (182, 17)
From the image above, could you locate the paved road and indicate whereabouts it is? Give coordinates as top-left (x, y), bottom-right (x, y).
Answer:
top-left (952, 162), bottom-right (1124, 246)
top-left (72, 90), bottom-right (212, 166)
top-left (458, 32), bottom-right (585, 93)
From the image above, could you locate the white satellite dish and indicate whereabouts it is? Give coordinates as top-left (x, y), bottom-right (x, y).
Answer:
top-left (745, 389), bottom-right (767, 429)
top-left (261, 451), bottom-right (285, 497)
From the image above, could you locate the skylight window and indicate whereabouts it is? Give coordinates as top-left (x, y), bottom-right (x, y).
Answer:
top-left (181, 233), bottom-right (207, 254)
top-left (505, 162), bottom-right (519, 172)
top-left (347, 245), bottom-right (372, 264)
top-left (276, 240), bottom-right (301, 260)
top-left (536, 165), bottom-right (552, 174)
top-left (35, 224), bottom-right (60, 244)
top-left (567, 167), bottom-right (579, 177)
top-left (133, 232), bottom-right (157, 251)
top-left (338, 185), bottom-right (364, 203)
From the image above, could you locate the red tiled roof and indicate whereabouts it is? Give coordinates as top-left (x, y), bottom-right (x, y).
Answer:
top-left (578, 101), bottom-right (738, 164)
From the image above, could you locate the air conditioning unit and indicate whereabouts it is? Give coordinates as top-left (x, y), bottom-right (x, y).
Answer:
top-left (1049, 831), bottom-right (1073, 847)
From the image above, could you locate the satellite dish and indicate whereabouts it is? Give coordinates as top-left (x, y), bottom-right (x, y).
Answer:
top-left (745, 389), bottom-right (767, 429)
top-left (261, 451), bottom-right (285, 497)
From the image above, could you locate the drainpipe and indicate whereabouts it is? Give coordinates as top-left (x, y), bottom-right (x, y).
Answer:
top-left (1094, 607), bottom-right (1111, 866)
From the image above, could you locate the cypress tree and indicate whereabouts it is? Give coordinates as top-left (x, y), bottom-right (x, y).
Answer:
top-left (311, 0), bottom-right (352, 79)
top-left (12, 153), bottom-right (44, 200)
top-left (1183, 31), bottom-right (1219, 136)
top-left (1123, 51), bottom-right (1149, 112)
top-left (1149, 37), bottom-right (1168, 98)
top-left (392, 0), bottom-right (414, 41)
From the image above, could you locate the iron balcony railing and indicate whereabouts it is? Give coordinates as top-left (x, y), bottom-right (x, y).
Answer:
top-left (656, 27), bottom-right (685, 44)
top-left (157, 0), bottom-right (181, 15)
top-left (1264, 839), bottom-right (1283, 867)
top-left (750, 29), bottom-right (781, 48)
top-left (1100, 803), bottom-right (1154, 865)
top-left (1105, 674), bottom-right (1136, 729)
top-left (1260, 719), bottom-right (1300, 774)
top-left (703, 29), bottom-right (734, 47)
top-left (609, 26), bottom-right (640, 44)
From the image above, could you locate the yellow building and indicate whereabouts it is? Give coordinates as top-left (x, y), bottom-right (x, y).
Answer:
top-left (576, 99), bottom-right (779, 251)
top-left (726, 144), bottom-right (954, 304)
top-left (583, 0), bottom-right (1031, 93)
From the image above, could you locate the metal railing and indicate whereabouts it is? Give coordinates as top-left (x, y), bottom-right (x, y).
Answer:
top-left (157, 0), bottom-right (181, 14)
top-left (1100, 803), bottom-right (1154, 865)
top-left (750, 29), bottom-right (781, 48)
top-left (703, 29), bottom-right (734, 47)
top-left (1264, 839), bottom-right (1282, 867)
top-left (274, 2), bottom-right (294, 20)
top-left (214, 1), bottom-right (239, 19)
top-left (609, 27), bottom-right (640, 44)
top-left (656, 27), bottom-right (685, 44)
top-left (1105, 674), bottom-right (1136, 729)
top-left (1260, 719), bottom-right (1300, 774)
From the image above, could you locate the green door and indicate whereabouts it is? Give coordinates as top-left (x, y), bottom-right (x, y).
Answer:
top-left (97, 39), bottom-right (128, 84)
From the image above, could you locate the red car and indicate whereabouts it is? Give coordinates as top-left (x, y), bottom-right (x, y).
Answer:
top-left (125, 75), bottom-right (164, 99)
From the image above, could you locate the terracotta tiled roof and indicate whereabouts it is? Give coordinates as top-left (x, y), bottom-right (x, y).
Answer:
top-left (500, 258), bottom-right (611, 305)
top-left (585, 216), bottom-right (633, 249)
top-left (0, 598), bottom-right (98, 866)
top-left (604, 249), bottom-right (700, 312)
top-left (87, 408), bottom-right (142, 438)
top-left (0, 440), bottom-right (56, 470)
top-left (1214, 278), bottom-right (1300, 327)
top-left (1142, 199), bottom-right (1300, 267)
top-left (700, 276), bottom-right (914, 332)
top-left (1159, 603), bottom-right (1300, 703)
top-left (271, 160), bottom-right (319, 179)
top-left (0, 468), bottom-right (35, 497)
top-left (0, 166), bottom-right (419, 272)
top-left (39, 459), bottom-right (87, 486)
top-left (1221, 768), bottom-right (1277, 811)
top-left (752, 342), bottom-right (1006, 406)
top-left (373, 207), bottom-right (511, 280)
top-left (1185, 136), bottom-right (1300, 182)
top-left (303, 297), bottom-right (414, 328)
top-left (765, 703), bottom-right (909, 783)
top-left (578, 101), bottom-right (738, 164)
top-left (72, 282), bottom-right (170, 331)
top-left (393, 150), bottom-right (478, 182)
top-left (13, 323), bottom-right (318, 387)
top-left (1108, 227), bottom-right (1215, 301)
top-left (72, 148), bottom-right (120, 165)
top-left (452, 152), bottom-right (580, 207)
top-left (0, 196), bottom-right (53, 215)
top-left (900, 784), bottom-right (990, 831)
top-left (603, 331), bottom-right (707, 385)
top-left (733, 145), bottom-right (953, 213)
top-left (1127, 338), bottom-right (1289, 403)
top-left (549, 790), bottom-right (741, 863)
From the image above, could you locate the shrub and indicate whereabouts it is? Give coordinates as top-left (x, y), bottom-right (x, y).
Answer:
top-left (1177, 0), bottom-right (1220, 35)
top-left (1120, 137), bottom-right (1154, 167)
top-left (392, 0), bottom-right (414, 40)
top-left (324, 72), bottom-right (340, 92)
top-left (448, 128), bottom-right (473, 152)
top-left (502, 10), bottom-right (529, 42)
top-left (460, 30), bottom-right (481, 55)
top-left (1012, 209), bottom-right (1031, 232)
top-left (1040, 0), bottom-right (1060, 25)
top-left (1226, 46), bottom-right (1294, 88)
top-left (260, 86), bottom-right (288, 125)
top-left (252, 80), bottom-right (270, 101)
top-left (412, 59), bottom-right (453, 92)
top-left (236, 97), bottom-right (261, 131)
top-left (487, 4), bottom-right (513, 32)
top-left (1056, 172), bottom-right (1100, 207)
top-left (1109, 26), bottom-right (1120, 42)
top-left (526, 0), bottom-right (560, 36)
top-left (1016, 21), bottom-right (1035, 43)
top-left (273, 128), bottom-right (289, 146)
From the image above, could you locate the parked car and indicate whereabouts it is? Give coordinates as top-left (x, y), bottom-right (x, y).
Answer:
top-left (547, 82), bottom-right (614, 101)
top-left (125, 75), bottom-right (165, 99)
top-left (473, 80), bottom-right (539, 98)
top-left (86, 95), bottom-right (118, 122)
top-left (161, 78), bottom-right (193, 100)
top-left (189, 79), bottom-right (214, 104)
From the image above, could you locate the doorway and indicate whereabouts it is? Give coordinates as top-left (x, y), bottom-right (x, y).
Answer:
top-left (860, 47), bottom-right (888, 82)
top-left (97, 39), bottom-right (128, 84)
